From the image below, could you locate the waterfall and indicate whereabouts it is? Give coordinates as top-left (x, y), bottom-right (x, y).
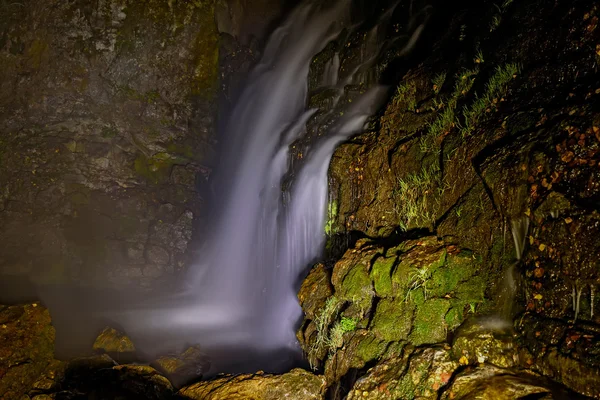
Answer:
top-left (105, 0), bottom-right (388, 373)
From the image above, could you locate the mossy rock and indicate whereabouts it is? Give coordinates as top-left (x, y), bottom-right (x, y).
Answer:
top-left (371, 297), bottom-right (415, 342)
top-left (324, 330), bottom-right (386, 384)
top-left (410, 299), bottom-right (451, 346)
top-left (347, 346), bottom-right (458, 400)
top-left (298, 264), bottom-right (333, 321)
top-left (370, 255), bottom-right (396, 297)
top-left (338, 263), bottom-right (373, 313)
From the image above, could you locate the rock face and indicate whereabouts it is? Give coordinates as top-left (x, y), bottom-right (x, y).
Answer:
top-left (178, 368), bottom-right (327, 400)
top-left (297, 0), bottom-right (600, 397)
top-left (0, 0), bottom-right (219, 288)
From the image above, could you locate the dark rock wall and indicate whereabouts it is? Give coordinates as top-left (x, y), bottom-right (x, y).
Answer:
top-left (301, 0), bottom-right (600, 397)
top-left (0, 0), bottom-right (221, 288)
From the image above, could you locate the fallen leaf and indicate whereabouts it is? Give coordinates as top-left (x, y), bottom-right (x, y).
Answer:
top-left (534, 293), bottom-right (543, 300)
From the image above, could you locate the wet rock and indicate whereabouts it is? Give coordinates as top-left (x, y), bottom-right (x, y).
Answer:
top-left (0, 0), bottom-right (217, 287)
top-left (153, 345), bottom-right (211, 387)
top-left (533, 348), bottom-right (600, 399)
top-left (92, 326), bottom-right (136, 355)
top-left (59, 357), bottom-right (174, 399)
top-left (0, 303), bottom-right (63, 399)
top-left (441, 364), bottom-right (551, 400)
top-left (452, 319), bottom-right (518, 368)
top-left (348, 346), bottom-right (458, 400)
top-left (178, 368), bottom-right (326, 400)
top-left (298, 263), bottom-right (333, 321)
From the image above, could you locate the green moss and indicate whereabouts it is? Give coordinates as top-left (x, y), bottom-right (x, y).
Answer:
top-left (444, 306), bottom-right (463, 330)
top-left (409, 298), bottom-right (451, 346)
top-left (101, 126), bottom-right (118, 138)
top-left (429, 251), bottom-right (477, 297)
top-left (371, 298), bottom-right (414, 342)
top-left (355, 334), bottom-right (386, 363)
top-left (166, 143), bottom-right (195, 159)
top-left (27, 38), bottom-right (49, 69)
top-left (324, 200), bottom-right (338, 235)
top-left (370, 256), bottom-right (395, 297)
top-left (134, 153), bottom-right (175, 184)
top-left (340, 264), bottom-right (372, 312)
top-left (456, 275), bottom-right (486, 303)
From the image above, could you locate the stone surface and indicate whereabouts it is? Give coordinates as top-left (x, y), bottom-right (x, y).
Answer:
top-left (348, 346), bottom-right (458, 400)
top-left (153, 345), bottom-right (211, 387)
top-left (298, 237), bottom-right (490, 379)
top-left (178, 368), bottom-right (326, 400)
top-left (0, 0), bottom-right (218, 288)
top-left (441, 364), bottom-right (550, 400)
top-left (92, 326), bottom-right (136, 354)
top-left (0, 303), bottom-right (63, 399)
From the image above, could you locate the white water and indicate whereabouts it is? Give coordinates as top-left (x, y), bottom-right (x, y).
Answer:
top-left (105, 1), bottom-right (390, 371)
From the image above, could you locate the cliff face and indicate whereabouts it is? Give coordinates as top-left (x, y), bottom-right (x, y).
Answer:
top-left (299, 0), bottom-right (600, 397)
top-left (0, 0), bottom-right (220, 288)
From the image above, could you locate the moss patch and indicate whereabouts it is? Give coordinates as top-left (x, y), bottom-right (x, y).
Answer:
top-left (371, 298), bottom-right (414, 342)
top-left (409, 298), bottom-right (451, 346)
top-left (370, 256), bottom-right (395, 297)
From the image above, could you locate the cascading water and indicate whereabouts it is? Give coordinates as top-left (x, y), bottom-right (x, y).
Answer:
top-left (105, 0), bottom-right (393, 373)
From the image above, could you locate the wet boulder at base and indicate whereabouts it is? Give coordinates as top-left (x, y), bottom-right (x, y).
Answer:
top-left (177, 368), bottom-right (327, 400)
top-left (0, 303), bottom-right (64, 399)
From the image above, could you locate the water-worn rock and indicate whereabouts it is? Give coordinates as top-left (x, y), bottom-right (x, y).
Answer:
top-left (153, 345), bottom-right (211, 387)
top-left (92, 326), bottom-right (136, 359)
top-left (452, 319), bottom-right (518, 368)
top-left (0, 303), bottom-right (63, 399)
top-left (441, 364), bottom-right (551, 400)
top-left (348, 346), bottom-right (458, 400)
top-left (178, 368), bottom-right (326, 400)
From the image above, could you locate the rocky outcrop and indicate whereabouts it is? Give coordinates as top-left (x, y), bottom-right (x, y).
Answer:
top-left (303, 0), bottom-right (600, 397)
top-left (297, 237), bottom-right (491, 383)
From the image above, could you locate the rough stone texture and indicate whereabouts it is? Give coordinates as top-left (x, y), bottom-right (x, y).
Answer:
top-left (347, 346), bottom-right (458, 400)
top-left (298, 237), bottom-right (490, 379)
top-left (440, 364), bottom-right (551, 400)
top-left (177, 368), bottom-right (326, 400)
top-left (0, 303), bottom-right (64, 399)
top-left (153, 345), bottom-right (211, 388)
top-left (306, 0), bottom-right (600, 396)
top-left (0, 0), bottom-right (219, 288)
top-left (92, 326), bottom-right (136, 354)
top-left (451, 320), bottom-right (518, 368)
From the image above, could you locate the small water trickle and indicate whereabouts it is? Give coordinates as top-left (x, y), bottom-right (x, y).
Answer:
top-left (495, 216), bottom-right (530, 322)
top-left (510, 217), bottom-right (530, 261)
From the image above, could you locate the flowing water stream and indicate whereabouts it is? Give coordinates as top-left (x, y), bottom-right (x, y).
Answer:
top-left (106, 0), bottom-right (391, 373)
